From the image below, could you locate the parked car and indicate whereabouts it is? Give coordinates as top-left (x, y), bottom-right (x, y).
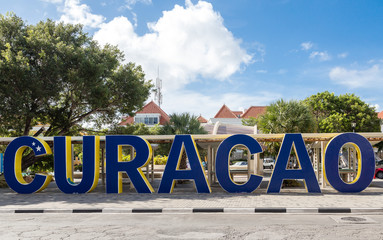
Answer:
top-left (230, 161), bottom-right (248, 170)
top-left (263, 158), bottom-right (275, 169)
top-left (375, 168), bottom-right (383, 179)
top-left (232, 161), bottom-right (247, 166)
top-left (376, 160), bottom-right (383, 167)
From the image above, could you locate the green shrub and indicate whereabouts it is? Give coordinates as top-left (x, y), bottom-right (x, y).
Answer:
top-left (74, 164), bottom-right (83, 171)
top-left (282, 180), bottom-right (301, 188)
top-left (28, 155), bottom-right (54, 173)
top-left (154, 155), bottom-right (167, 165)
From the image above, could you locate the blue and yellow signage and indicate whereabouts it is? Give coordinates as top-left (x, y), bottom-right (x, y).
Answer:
top-left (3, 133), bottom-right (375, 194)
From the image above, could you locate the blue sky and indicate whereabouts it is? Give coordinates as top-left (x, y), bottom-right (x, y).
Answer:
top-left (2, 0), bottom-right (383, 119)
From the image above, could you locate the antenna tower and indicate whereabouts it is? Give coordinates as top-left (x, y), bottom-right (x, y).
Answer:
top-left (154, 67), bottom-right (163, 108)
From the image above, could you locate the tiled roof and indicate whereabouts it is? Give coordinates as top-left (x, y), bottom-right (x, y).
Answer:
top-left (119, 101), bottom-right (170, 125)
top-left (241, 106), bottom-right (267, 119)
top-left (213, 104), bottom-right (267, 119)
top-left (197, 115), bottom-right (208, 123)
top-left (378, 111), bottom-right (383, 119)
top-left (214, 104), bottom-right (238, 118)
top-left (232, 111), bottom-right (243, 117)
top-left (119, 116), bottom-right (134, 125)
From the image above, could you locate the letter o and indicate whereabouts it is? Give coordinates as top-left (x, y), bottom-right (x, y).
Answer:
top-left (324, 133), bottom-right (375, 192)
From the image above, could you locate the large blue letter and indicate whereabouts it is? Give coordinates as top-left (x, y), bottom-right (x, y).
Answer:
top-left (4, 137), bottom-right (52, 194)
top-left (216, 134), bottom-right (263, 193)
top-left (158, 135), bottom-right (210, 193)
top-left (106, 135), bottom-right (154, 193)
top-left (324, 133), bottom-right (374, 192)
top-left (267, 134), bottom-right (320, 193)
top-left (54, 136), bottom-right (100, 193)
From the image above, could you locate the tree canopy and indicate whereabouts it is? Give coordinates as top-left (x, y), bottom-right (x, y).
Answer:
top-left (304, 91), bottom-right (380, 133)
top-left (256, 99), bottom-right (315, 134)
top-left (160, 113), bottom-right (207, 135)
top-left (242, 117), bottom-right (257, 127)
top-left (0, 13), bottom-right (152, 137)
top-left (159, 113), bottom-right (207, 170)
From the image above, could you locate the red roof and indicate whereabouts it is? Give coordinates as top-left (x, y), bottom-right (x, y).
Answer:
top-left (241, 106), bottom-right (267, 119)
top-left (232, 111), bottom-right (243, 117)
top-left (378, 111), bottom-right (383, 119)
top-left (214, 104), bottom-right (238, 118)
top-left (214, 104), bottom-right (267, 119)
top-left (119, 101), bottom-right (170, 125)
top-left (197, 115), bottom-right (208, 123)
top-left (119, 116), bottom-right (134, 125)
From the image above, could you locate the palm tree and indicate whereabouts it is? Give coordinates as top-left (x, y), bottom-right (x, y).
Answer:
top-left (160, 113), bottom-right (207, 169)
top-left (257, 99), bottom-right (315, 160)
top-left (257, 99), bottom-right (315, 134)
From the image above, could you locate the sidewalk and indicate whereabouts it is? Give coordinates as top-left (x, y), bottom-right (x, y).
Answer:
top-left (0, 178), bottom-right (382, 214)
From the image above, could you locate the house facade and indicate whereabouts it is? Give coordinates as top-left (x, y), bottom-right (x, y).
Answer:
top-left (379, 110), bottom-right (383, 132)
top-left (119, 101), bottom-right (170, 127)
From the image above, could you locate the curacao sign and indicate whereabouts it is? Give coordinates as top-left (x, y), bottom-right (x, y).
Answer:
top-left (3, 133), bottom-right (375, 194)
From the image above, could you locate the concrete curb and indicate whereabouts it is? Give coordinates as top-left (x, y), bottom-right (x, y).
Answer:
top-left (0, 207), bottom-right (382, 214)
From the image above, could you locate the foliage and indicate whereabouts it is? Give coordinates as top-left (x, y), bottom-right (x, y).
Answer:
top-left (74, 164), bottom-right (82, 172)
top-left (282, 180), bottom-right (302, 188)
top-left (0, 13), bottom-right (152, 169)
top-left (28, 155), bottom-right (54, 173)
top-left (0, 13), bottom-right (151, 137)
top-left (158, 113), bottom-right (207, 169)
top-left (304, 91), bottom-right (380, 133)
top-left (375, 141), bottom-right (383, 152)
top-left (160, 113), bottom-right (207, 135)
top-left (153, 155), bottom-right (168, 165)
top-left (255, 99), bottom-right (315, 157)
top-left (242, 117), bottom-right (258, 126)
top-left (256, 99), bottom-right (315, 134)
top-left (108, 123), bottom-right (151, 135)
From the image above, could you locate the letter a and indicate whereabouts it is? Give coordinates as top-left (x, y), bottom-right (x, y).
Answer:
top-left (158, 135), bottom-right (210, 193)
top-left (267, 134), bottom-right (320, 193)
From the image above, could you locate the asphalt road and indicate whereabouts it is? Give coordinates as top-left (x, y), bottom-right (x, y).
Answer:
top-left (1, 213), bottom-right (382, 240)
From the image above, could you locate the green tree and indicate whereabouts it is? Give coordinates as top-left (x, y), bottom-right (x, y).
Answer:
top-left (256, 99), bottom-right (315, 157)
top-left (304, 91), bottom-right (380, 133)
top-left (256, 99), bottom-right (315, 134)
top-left (0, 13), bottom-right (152, 169)
top-left (242, 117), bottom-right (257, 126)
top-left (108, 123), bottom-right (151, 136)
top-left (159, 113), bottom-right (207, 169)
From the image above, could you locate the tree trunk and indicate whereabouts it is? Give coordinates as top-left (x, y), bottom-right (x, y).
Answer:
top-left (23, 116), bottom-right (32, 136)
top-left (176, 151), bottom-right (188, 184)
top-left (21, 142), bottom-right (53, 171)
top-left (179, 150), bottom-right (187, 170)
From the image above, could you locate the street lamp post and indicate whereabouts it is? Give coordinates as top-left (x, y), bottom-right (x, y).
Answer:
top-left (351, 122), bottom-right (356, 133)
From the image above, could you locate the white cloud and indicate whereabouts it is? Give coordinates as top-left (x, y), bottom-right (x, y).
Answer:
top-left (94, 1), bottom-right (253, 91)
top-left (256, 70), bottom-right (267, 74)
top-left (329, 64), bottom-right (383, 88)
top-left (163, 90), bottom-right (279, 119)
top-left (125, 0), bottom-right (152, 10)
top-left (309, 51), bottom-right (331, 61)
top-left (301, 41), bottom-right (313, 51)
top-left (372, 104), bottom-right (380, 111)
top-left (58, 0), bottom-right (105, 28)
top-left (41, 0), bottom-right (63, 3)
top-left (337, 52), bottom-right (348, 59)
